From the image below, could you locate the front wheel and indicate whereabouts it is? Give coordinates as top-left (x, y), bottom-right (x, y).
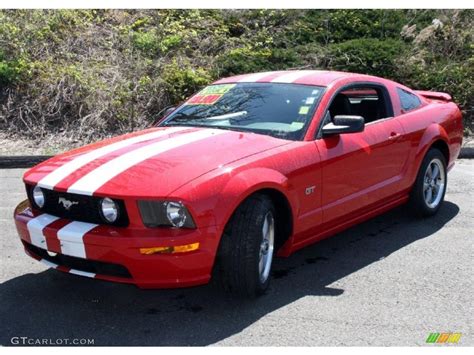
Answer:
top-left (409, 148), bottom-right (447, 217)
top-left (217, 194), bottom-right (276, 298)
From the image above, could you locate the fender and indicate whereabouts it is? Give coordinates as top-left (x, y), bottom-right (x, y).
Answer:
top-left (214, 167), bottom-right (297, 232)
top-left (181, 167), bottom-right (296, 277)
top-left (407, 123), bottom-right (450, 187)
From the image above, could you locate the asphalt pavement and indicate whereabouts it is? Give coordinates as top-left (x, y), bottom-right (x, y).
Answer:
top-left (0, 161), bottom-right (472, 346)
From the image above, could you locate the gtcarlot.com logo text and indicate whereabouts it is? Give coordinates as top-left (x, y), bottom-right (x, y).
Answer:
top-left (11, 337), bottom-right (94, 346)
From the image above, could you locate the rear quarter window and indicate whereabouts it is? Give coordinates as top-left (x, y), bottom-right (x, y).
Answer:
top-left (397, 88), bottom-right (422, 112)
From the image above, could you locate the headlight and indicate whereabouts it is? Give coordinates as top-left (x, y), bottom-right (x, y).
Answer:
top-left (166, 201), bottom-right (188, 227)
top-left (32, 185), bottom-right (45, 208)
top-left (100, 197), bottom-right (119, 223)
top-left (138, 200), bottom-right (196, 228)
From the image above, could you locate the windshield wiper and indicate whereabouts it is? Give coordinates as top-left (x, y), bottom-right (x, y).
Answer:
top-left (167, 111), bottom-right (248, 122)
top-left (167, 112), bottom-right (200, 121)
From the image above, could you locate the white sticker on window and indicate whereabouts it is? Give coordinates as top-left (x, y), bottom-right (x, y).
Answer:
top-left (305, 97), bottom-right (316, 105)
top-left (291, 122), bottom-right (304, 129)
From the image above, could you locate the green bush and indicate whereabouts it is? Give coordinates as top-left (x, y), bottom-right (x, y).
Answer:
top-left (0, 9), bottom-right (472, 142)
top-left (215, 47), bottom-right (301, 77)
top-left (0, 60), bottom-right (16, 85)
top-left (160, 34), bottom-right (182, 52)
top-left (0, 50), bottom-right (29, 85)
top-left (162, 61), bottom-right (212, 102)
top-left (327, 38), bottom-right (406, 78)
top-left (131, 30), bottom-right (160, 55)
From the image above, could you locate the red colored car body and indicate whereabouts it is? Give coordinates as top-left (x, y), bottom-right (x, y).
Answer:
top-left (13, 70), bottom-right (463, 294)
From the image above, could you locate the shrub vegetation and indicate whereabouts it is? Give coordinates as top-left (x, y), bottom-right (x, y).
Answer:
top-left (0, 9), bottom-right (472, 144)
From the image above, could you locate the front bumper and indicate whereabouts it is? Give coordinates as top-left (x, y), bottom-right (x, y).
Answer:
top-left (13, 200), bottom-right (221, 288)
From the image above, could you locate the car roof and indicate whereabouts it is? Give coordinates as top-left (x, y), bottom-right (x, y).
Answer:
top-left (213, 70), bottom-right (385, 87)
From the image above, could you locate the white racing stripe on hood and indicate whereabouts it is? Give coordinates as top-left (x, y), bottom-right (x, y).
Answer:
top-left (27, 214), bottom-right (60, 249)
top-left (271, 70), bottom-right (319, 83)
top-left (37, 126), bottom-right (188, 189)
top-left (67, 129), bottom-right (228, 195)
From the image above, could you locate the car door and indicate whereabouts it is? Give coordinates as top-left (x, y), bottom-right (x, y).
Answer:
top-left (316, 83), bottom-right (410, 225)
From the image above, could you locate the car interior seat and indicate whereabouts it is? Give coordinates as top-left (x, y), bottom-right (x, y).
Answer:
top-left (357, 99), bottom-right (381, 123)
top-left (329, 94), bottom-right (352, 119)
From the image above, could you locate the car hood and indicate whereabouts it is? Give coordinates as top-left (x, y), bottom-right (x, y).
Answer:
top-left (24, 126), bottom-right (290, 198)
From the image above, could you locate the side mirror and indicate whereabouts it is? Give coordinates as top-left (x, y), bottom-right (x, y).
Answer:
top-left (322, 115), bottom-right (365, 136)
top-left (153, 106), bottom-right (176, 125)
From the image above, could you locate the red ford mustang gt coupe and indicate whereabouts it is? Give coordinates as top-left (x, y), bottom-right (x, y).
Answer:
top-left (14, 70), bottom-right (463, 297)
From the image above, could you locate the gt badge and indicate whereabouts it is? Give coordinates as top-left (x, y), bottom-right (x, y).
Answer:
top-left (305, 186), bottom-right (316, 195)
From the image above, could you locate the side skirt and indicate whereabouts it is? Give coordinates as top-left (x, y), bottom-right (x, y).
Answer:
top-left (277, 193), bottom-right (410, 257)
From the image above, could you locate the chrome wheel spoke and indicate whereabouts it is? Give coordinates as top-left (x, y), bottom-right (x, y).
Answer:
top-left (431, 164), bottom-right (440, 180)
top-left (262, 218), bottom-right (269, 241)
top-left (258, 212), bottom-right (275, 284)
top-left (426, 165), bottom-right (433, 178)
top-left (425, 187), bottom-right (433, 203)
top-left (423, 181), bottom-right (430, 191)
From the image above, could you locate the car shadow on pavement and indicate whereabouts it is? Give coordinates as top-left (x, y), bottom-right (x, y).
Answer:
top-left (0, 201), bottom-right (459, 346)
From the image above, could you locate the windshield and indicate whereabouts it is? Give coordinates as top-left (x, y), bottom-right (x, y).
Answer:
top-left (161, 83), bottom-right (325, 140)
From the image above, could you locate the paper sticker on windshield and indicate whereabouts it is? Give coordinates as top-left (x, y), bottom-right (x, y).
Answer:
top-left (200, 84), bottom-right (235, 95)
top-left (290, 121), bottom-right (304, 129)
top-left (187, 94), bottom-right (222, 105)
top-left (186, 84), bottom-right (236, 105)
top-left (299, 106), bottom-right (310, 115)
top-left (305, 97), bottom-right (316, 105)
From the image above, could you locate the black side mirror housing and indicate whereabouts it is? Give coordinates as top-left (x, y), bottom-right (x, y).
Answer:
top-left (322, 115), bottom-right (365, 136)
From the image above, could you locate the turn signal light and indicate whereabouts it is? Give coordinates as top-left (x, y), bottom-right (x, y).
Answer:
top-left (140, 242), bottom-right (199, 255)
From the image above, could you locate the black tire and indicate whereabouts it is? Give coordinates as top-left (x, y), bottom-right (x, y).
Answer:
top-left (217, 193), bottom-right (276, 298)
top-left (409, 148), bottom-right (447, 217)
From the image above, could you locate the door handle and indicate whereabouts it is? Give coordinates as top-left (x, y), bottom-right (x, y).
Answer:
top-left (388, 132), bottom-right (401, 140)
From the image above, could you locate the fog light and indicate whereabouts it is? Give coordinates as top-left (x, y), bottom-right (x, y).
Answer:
top-left (100, 197), bottom-right (118, 223)
top-left (32, 185), bottom-right (45, 208)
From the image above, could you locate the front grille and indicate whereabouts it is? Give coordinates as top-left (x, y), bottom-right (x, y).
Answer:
top-left (26, 184), bottom-right (129, 227)
top-left (25, 242), bottom-right (132, 279)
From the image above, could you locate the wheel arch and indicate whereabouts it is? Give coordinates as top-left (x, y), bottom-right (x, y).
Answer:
top-left (212, 168), bottom-right (296, 269)
top-left (415, 123), bottom-right (450, 163)
top-left (246, 187), bottom-right (294, 250)
top-left (430, 139), bottom-right (450, 164)
top-left (408, 124), bottom-right (451, 187)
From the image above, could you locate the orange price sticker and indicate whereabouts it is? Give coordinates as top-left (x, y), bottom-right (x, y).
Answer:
top-left (186, 94), bottom-right (223, 105)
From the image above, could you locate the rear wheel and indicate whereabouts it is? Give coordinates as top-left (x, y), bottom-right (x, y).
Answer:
top-left (409, 148), bottom-right (447, 217)
top-left (217, 194), bottom-right (275, 298)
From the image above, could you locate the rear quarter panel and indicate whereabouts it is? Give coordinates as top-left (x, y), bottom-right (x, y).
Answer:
top-left (395, 100), bottom-right (463, 192)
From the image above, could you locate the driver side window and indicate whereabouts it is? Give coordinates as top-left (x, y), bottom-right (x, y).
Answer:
top-left (327, 86), bottom-right (391, 124)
